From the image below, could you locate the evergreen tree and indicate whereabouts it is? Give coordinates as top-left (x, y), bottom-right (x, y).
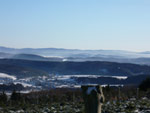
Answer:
top-left (10, 90), bottom-right (21, 101)
top-left (0, 91), bottom-right (7, 103)
top-left (139, 77), bottom-right (150, 91)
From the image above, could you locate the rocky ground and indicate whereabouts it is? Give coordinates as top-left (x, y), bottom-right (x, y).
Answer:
top-left (0, 98), bottom-right (150, 113)
top-left (102, 98), bottom-right (150, 113)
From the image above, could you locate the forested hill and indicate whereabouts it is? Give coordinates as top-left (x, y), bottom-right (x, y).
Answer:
top-left (0, 59), bottom-right (150, 78)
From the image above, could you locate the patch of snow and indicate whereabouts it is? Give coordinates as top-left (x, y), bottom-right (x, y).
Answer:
top-left (62, 59), bottom-right (68, 62)
top-left (14, 82), bottom-right (33, 87)
top-left (73, 85), bottom-right (81, 88)
top-left (102, 84), bottom-right (124, 87)
top-left (55, 75), bottom-right (128, 80)
top-left (20, 90), bottom-right (33, 94)
top-left (111, 76), bottom-right (128, 80)
top-left (56, 85), bottom-right (69, 88)
top-left (42, 56), bottom-right (64, 58)
top-left (0, 73), bottom-right (16, 80)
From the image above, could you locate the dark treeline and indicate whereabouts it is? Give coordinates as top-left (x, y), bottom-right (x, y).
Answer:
top-left (1, 59), bottom-right (150, 78)
top-left (0, 85), bottom-right (149, 107)
top-left (0, 89), bottom-right (83, 109)
top-left (0, 83), bottom-right (25, 91)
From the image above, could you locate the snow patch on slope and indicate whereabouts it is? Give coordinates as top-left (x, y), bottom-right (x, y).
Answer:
top-left (0, 73), bottom-right (16, 80)
top-left (55, 75), bottom-right (128, 80)
top-left (14, 82), bottom-right (33, 87)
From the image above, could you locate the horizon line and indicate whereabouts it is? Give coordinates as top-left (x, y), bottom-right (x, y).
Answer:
top-left (0, 45), bottom-right (148, 53)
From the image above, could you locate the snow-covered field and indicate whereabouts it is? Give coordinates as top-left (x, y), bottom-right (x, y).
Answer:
top-left (0, 73), bottom-right (16, 80)
top-left (13, 82), bottom-right (33, 87)
top-left (0, 73), bottom-right (128, 90)
top-left (55, 75), bottom-right (128, 80)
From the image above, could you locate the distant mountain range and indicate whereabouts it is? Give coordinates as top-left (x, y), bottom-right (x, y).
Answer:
top-left (1, 46), bottom-right (150, 87)
top-left (1, 46), bottom-right (150, 65)
top-left (1, 46), bottom-right (150, 58)
top-left (0, 52), bottom-right (63, 62)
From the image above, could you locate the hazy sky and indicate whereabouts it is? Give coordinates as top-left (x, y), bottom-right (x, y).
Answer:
top-left (0, 0), bottom-right (150, 51)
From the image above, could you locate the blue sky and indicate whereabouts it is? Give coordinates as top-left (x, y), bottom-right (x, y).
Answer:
top-left (0, 0), bottom-right (150, 51)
